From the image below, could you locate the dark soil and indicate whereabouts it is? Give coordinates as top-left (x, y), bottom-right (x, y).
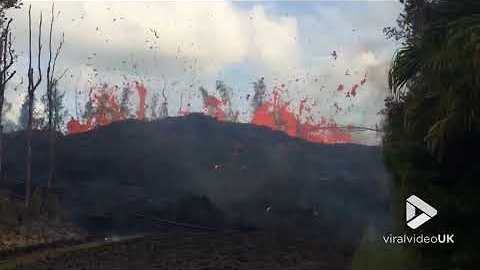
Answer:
top-left (11, 231), bottom-right (353, 270)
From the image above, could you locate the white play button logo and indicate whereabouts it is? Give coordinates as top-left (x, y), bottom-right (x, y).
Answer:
top-left (406, 195), bottom-right (437, 229)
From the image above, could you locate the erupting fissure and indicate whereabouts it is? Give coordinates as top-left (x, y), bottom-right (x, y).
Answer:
top-left (68, 77), bottom-right (366, 144)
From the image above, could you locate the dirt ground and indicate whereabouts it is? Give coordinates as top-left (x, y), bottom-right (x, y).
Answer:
top-left (4, 231), bottom-right (353, 270)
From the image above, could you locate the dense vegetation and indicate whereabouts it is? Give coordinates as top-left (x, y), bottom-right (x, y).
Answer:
top-left (382, 0), bottom-right (480, 269)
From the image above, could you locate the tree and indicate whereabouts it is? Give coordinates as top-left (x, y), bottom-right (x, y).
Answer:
top-left (383, 2), bottom-right (480, 268)
top-left (387, 0), bottom-right (480, 161)
top-left (150, 92), bottom-right (159, 119)
top-left (51, 80), bottom-right (66, 131)
top-left (25, 5), bottom-right (42, 207)
top-left (216, 80), bottom-right (237, 122)
top-left (0, 1), bottom-right (21, 11)
top-left (45, 3), bottom-right (64, 189)
top-left (159, 78), bottom-right (168, 119)
top-left (18, 94), bottom-right (30, 130)
top-left (83, 89), bottom-right (95, 121)
top-left (252, 77), bottom-right (266, 111)
top-left (120, 82), bottom-right (131, 117)
top-left (0, 0), bottom-right (20, 180)
top-left (383, 0), bottom-right (431, 42)
top-left (0, 16), bottom-right (16, 181)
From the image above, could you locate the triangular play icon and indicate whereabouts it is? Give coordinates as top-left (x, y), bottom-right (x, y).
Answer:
top-left (406, 195), bottom-right (437, 229)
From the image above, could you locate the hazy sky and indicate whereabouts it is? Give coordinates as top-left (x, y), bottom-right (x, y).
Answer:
top-left (4, 1), bottom-right (402, 136)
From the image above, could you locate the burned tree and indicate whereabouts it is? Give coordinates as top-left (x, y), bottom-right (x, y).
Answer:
top-left (120, 82), bottom-right (131, 117)
top-left (0, 17), bottom-right (16, 181)
top-left (25, 5), bottom-right (42, 207)
top-left (150, 92), bottom-right (159, 119)
top-left (252, 77), bottom-right (266, 111)
top-left (45, 3), bottom-right (64, 189)
top-left (216, 80), bottom-right (238, 122)
top-left (43, 78), bottom-right (66, 129)
top-left (159, 79), bottom-right (168, 119)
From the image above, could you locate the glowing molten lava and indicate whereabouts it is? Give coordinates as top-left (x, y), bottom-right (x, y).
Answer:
top-left (67, 77), bottom-right (362, 144)
top-left (135, 82), bottom-right (147, 120)
top-left (250, 88), bottom-right (352, 144)
top-left (66, 118), bottom-right (93, 134)
top-left (297, 118), bottom-right (352, 144)
top-left (251, 90), bottom-right (297, 137)
top-left (67, 82), bottom-right (148, 134)
top-left (201, 93), bottom-right (225, 121)
top-left (94, 88), bottom-right (126, 126)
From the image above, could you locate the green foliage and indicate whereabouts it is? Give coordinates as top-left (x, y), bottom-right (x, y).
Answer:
top-left (387, 0), bottom-right (480, 161)
top-left (384, 0), bottom-right (429, 42)
top-left (42, 80), bottom-right (67, 131)
top-left (384, 1), bottom-right (480, 269)
top-left (18, 95), bottom-right (30, 130)
top-left (18, 94), bottom-right (45, 130)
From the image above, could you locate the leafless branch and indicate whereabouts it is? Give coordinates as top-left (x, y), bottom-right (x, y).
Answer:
top-left (33, 12), bottom-right (42, 90)
top-left (51, 33), bottom-right (64, 78)
top-left (5, 69), bottom-right (15, 82)
top-left (0, 18), bottom-right (14, 85)
top-left (56, 67), bottom-right (69, 81)
top-left (47, 3), bottom-right (53, 87)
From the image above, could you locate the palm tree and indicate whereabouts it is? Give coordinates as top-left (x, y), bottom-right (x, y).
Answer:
top-left (388, 0), bottom-right (480, 160)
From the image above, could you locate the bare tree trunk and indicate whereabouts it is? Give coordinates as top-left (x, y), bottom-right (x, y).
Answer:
top-left (25, 5), bottom-right (42, 207)
top-left (0, 22), bottom-right (4, 182)
top-left (46, 3), bottom-right (63, 190)
top-left (47, 119), bottom-right (55, 189)
top-left (25, 91), bottom-right (34, 206)
top-left (0, 123), bottom-right (3, 182)
top-left (46, 4), bottom-right (54, 189)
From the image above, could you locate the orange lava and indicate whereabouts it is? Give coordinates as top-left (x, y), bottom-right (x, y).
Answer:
top-left (94, 88), bottom-right (126, 126)
top-left (250, 89), bottom-right (352, 144)
top-left (298, 118), bottom-right (352, 144)
top-left (251, 90), bottom-right (297, 137)
top-left (203, 95), bottom-right (225, 121)
top-left (67, 82), bottom-right (148, 134)
top-left (135, 82), bottom-right (147, 120)
top-left (66, 118), bottom-right (94, 134)
top-left (67, 79), bottom-right (357, 144)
